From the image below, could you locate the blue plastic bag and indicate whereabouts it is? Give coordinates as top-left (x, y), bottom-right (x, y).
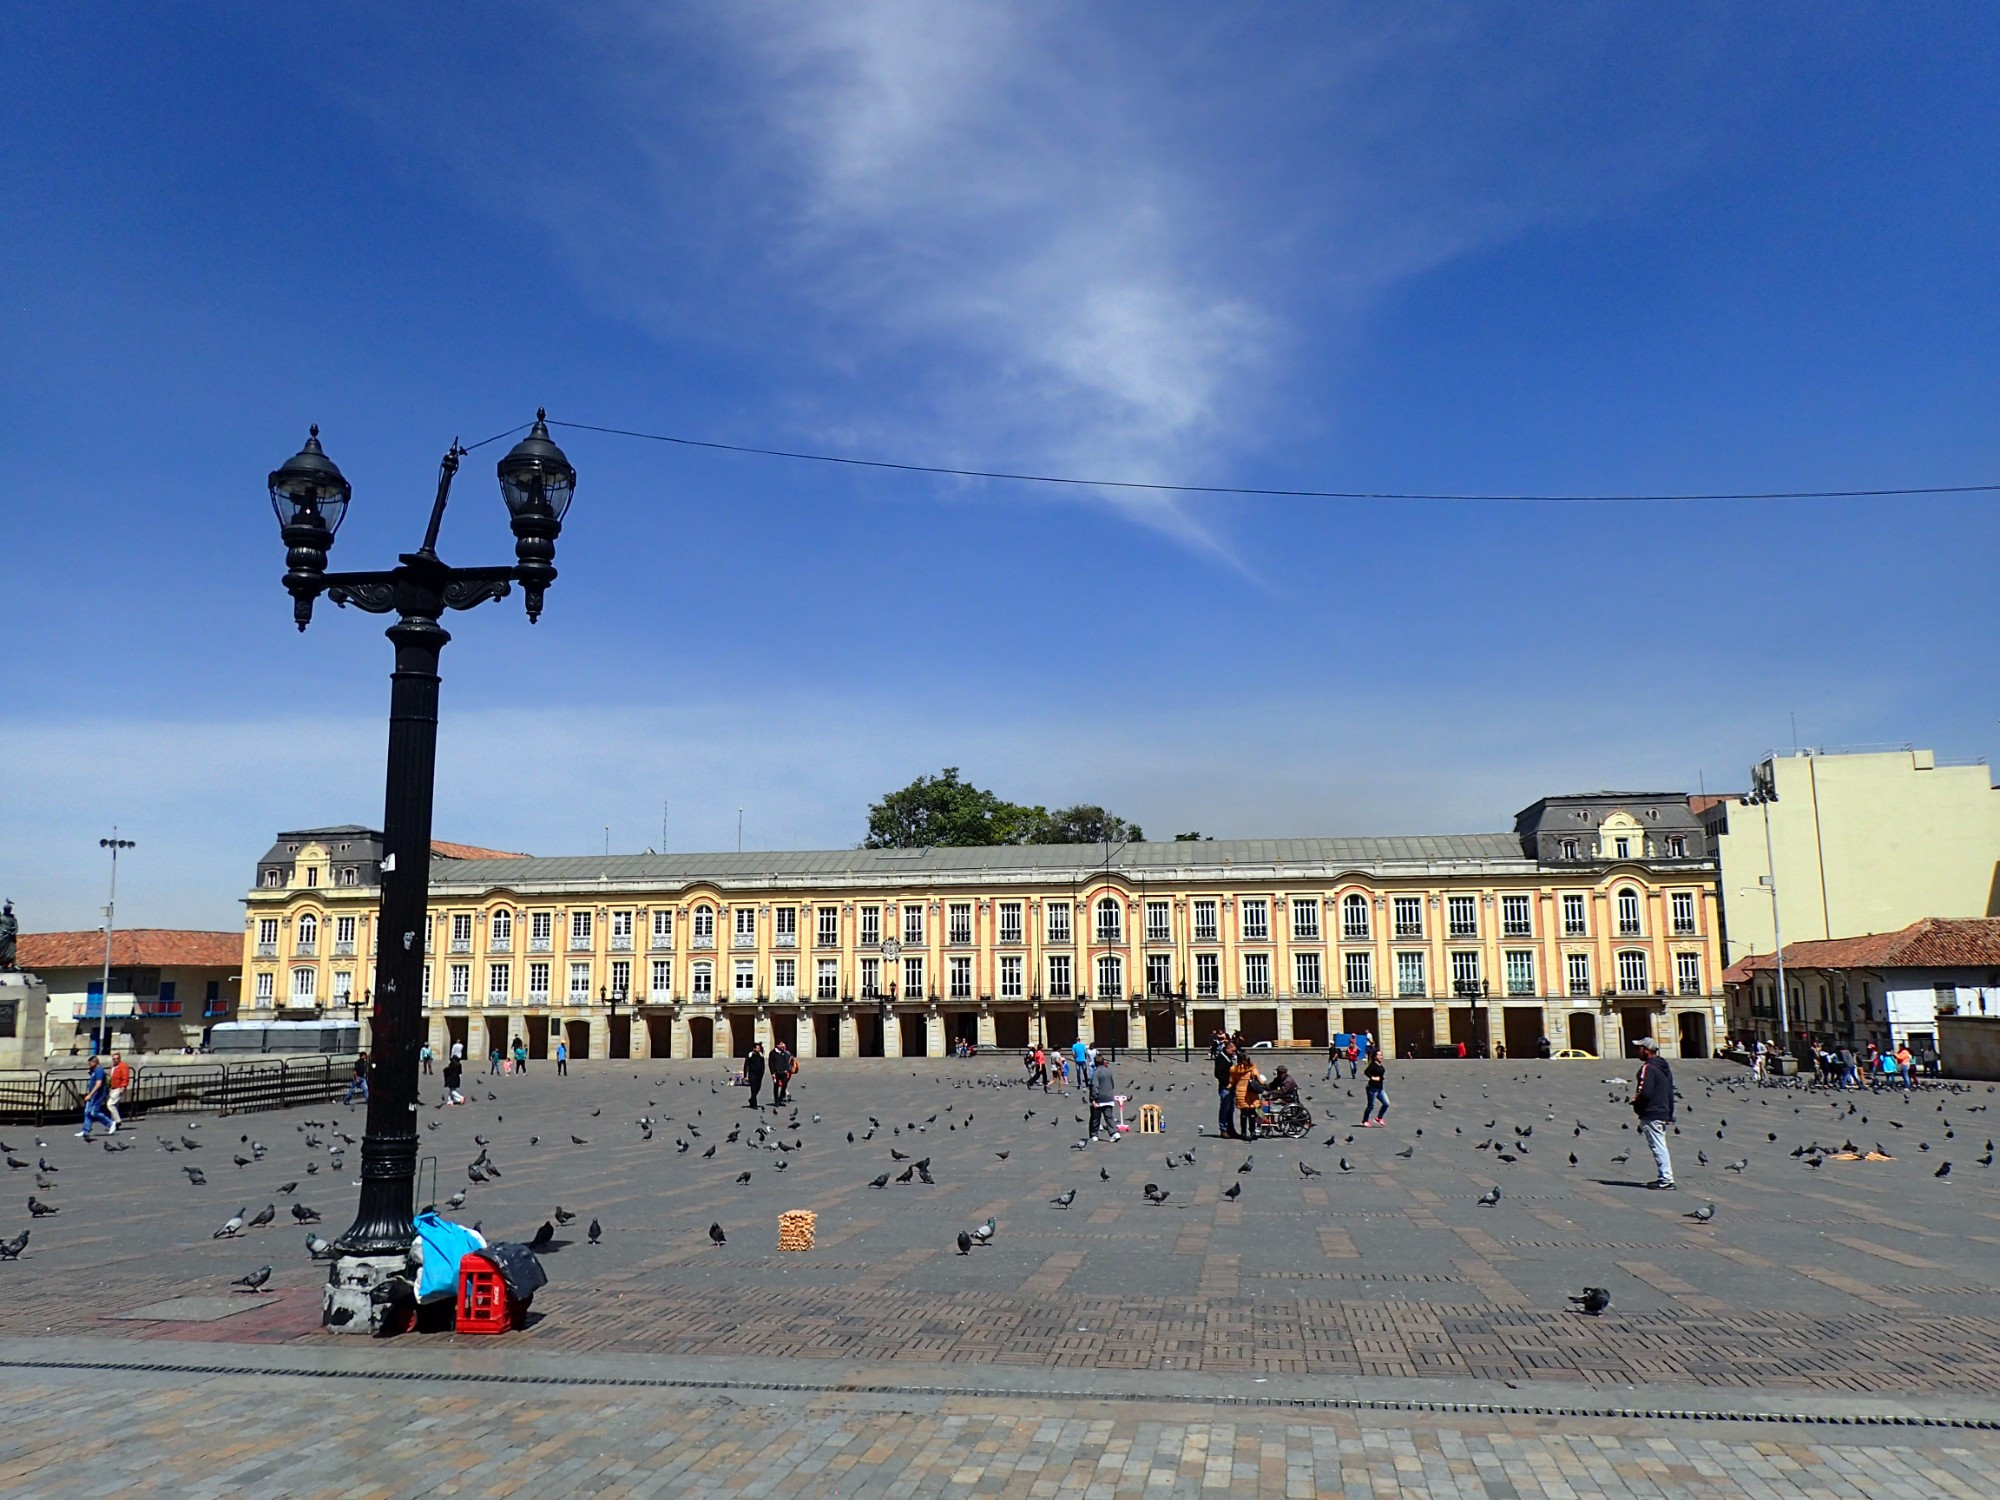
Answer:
top-left (412, 1211), bottom-right (488, 1303)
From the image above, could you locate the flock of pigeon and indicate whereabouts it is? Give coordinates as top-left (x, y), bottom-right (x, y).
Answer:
top-left (2, 1057), bottom-right (1990, 1323)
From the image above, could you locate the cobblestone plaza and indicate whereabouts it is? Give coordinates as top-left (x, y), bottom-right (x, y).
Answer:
top-left (6, 1055), bottom-right (2000, 1495)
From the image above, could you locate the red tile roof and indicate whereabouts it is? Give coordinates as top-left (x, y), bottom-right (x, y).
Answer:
top-left (1688, 794), bottom-right (1739, 816)
top-left (18, 930), bottom-right (242, 970)
top-left (1723, 918), bottom-right (2000, 986)
top-left (431, 840), bottom-right (528, 861)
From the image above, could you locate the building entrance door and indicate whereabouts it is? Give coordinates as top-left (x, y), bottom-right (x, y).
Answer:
top-left (687, 1016), bottom-right (713, 1058)
top-left (1502, 1006), bottom-right (1544, 1061)
top-left (1393, 1006), bottom-right (1435, 1060)
top-left (1677, 1011), bottom-right (1708, 1058)
top-left (1567, 1012), bottom-right (1597, 1055)
top-left (646, 1015), bottom-right (674, 1058)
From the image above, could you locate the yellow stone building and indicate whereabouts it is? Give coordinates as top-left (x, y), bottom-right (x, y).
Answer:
top-left (243, 796), bottom-right (1726, 1062)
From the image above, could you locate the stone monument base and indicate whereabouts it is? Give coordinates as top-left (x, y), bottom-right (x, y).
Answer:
top-left (322, 1253), bottom-right (415, 1336)
top-left (0, 972), bottom-right (49, 1070)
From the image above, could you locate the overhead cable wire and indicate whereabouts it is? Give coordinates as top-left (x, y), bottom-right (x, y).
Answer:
top-left (544, 418), bottom-right (1997, 504)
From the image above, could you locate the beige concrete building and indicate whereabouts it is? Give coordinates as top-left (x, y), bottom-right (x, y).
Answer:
top-left (16, 930), bottom-right (242, 1054)
top-left (1701, 748), bottom-right (2000, 966)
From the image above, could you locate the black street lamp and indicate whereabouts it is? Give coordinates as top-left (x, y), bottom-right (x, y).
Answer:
top-left (271, 413), bottom-right (575, 1262)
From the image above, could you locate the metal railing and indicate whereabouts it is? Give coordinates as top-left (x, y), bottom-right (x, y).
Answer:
top-left (0, 1056), bottom-right (356, 1124)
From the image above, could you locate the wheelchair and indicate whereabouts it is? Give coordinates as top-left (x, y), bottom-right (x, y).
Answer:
top-left (1256, 1097), bottom-right (1314, 1139)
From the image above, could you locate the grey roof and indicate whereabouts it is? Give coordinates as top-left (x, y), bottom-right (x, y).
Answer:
top-left (424, 835), bottom-right (1536, 895)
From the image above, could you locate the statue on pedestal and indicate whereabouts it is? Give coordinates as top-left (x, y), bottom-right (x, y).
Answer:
top-left (0, 900), bottom-right (16, 971)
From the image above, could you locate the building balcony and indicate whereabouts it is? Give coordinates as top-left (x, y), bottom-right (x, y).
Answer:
top-left (1342, 986), bottom-right (1376, 998)
top-left (1448, 927), bottom-right (1478, 941)
top-left (488, 936), bottom-right (512, 953)
top-left (526, 990), bottom-right (551, 1006)
top-left (528, 938), bottom-right (554, 954)
top-left (646, 990), bottom-right (676, 1006)
top-left (135, 998), bottom-right (183, 1018)
top-left (649, 938), bottom-right (674, 952)
top-left (569, 940), bottom-right (594, 954)
top-left (1393, 927), bottom-right (1423, 941)
top-left (449, 938), bottom-right (473, 954)
top-left (772, 933), bottom-right (797, 949)
top-left (568, 991), bottom-right (593, 1007)
top-left (773, 987), bottom-right (798, 1004)
top-left (486, 991), bottom-right (511, 1005)
top-left (1673, 923), bottom-right (1698, 937)
top-left (255, 942), bottom-right (278, 959)
top-left (610, 935), bottom-right (634, 952)
top-left (294, 942), bottom-right (318, 959)
top-left (1617, 924), bottom-right (1643, 939)
top-left (332, 941), bottom-right (356, 957)
top-left (731, 934), bottom-right (756, 951)
top-left (1502, 925), bottom-right (1532, 939)
top-left (690, 935), bottom-right (715, 951)
top-left (1397, 983), bottom-right (1428, 998)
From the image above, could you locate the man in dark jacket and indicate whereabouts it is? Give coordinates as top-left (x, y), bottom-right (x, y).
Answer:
top-left (769, 1041), bottom-right (795, 1106)
top-left (1088, 1052), bottom-right (1118, 1140)
top-left (744, 1041), bottom-right (767, 1109)
top-left (1631, 1038), bottom-right (1675, 1189)
top-left (1210, 1033), bottom-right (1236, 1137)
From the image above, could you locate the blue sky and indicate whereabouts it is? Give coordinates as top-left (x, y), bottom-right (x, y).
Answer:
top-left (4, 4), bottom-right (1998, 931)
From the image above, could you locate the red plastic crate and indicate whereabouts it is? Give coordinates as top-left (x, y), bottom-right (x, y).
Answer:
top-left (455, 1253), bottom-right (519, 1334)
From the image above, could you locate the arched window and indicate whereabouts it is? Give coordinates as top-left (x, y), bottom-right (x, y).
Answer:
top-left (1615, 887), bottom-right (1642, 937)
top-left (691, 962), bottom-right (713, 998)
top-left (297, 913), bottom-right (318, 950)
top-left (1095, 954), bottom-right (1123, 1000)
top-left (1341, 893), bottom-right (1371, 940)
top-left (1616, 950), bottom-right (1648, 993)
top-left (1095, 897), bottom-right (1123, 944)
top-left (692, 905), bottom-right (715, 941)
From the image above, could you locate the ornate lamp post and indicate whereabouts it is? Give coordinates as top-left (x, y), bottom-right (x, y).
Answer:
top-left (269, 414), bottom-right (574, 1291)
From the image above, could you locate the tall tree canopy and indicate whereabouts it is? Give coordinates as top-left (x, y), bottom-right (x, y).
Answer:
top-left (864, 769), bottom-right (1144, 848)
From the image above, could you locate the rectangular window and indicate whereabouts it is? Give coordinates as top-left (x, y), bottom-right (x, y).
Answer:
top-left (860, 957), bottom-right (880, 997)
top-left (1294, 951), bottom-right (1323, 996)
top-left (1192, 899), bottom-right (1218, 943)
top-left (610, 958), bottom-right (631, 999)
top-left (490, 908), bottom-right (511, 947)
top-left (1671, 891), bottom-right (1696, 935)
top-left (949, 955), bottom-right (972, 999)
top-left (1000, 954), bottom-right (1023, 998)
top-left (735, 906), bottom-right (756, 938)
top-left (1240, 899), bottom-right (1269, 942)
top-left (530, 911), bottom-right (554, 951)
top-left (331, 971), bottom-right (352, 1003)
top-left (1504, 950), bottom-right (1534, 996)
top-left (817, 906), bottom-right (839, 947)
top-left (998, 902), bottom-right (1023, 944)
top-left (257, 917), bottom-right (279, 955)
top-left (1562, 894), bottom-right (1587, 937)
top-left (255, 971), bottom-right (274, 1004)
top-left (691, 964), bottom-right (712, 999)
top-left (772, 957), bottom-right (796, 997)
top-left (1195, 951), bottom-right (1220, 998)
top-left (1450, 951), bottom-right (1482, 992)
top-left (292, 967), bottom-right (317, 1002)
top-left (1393, 896), bottom-right (1423, 939)
top-left (569, 962), bottom-right (591, 1001)
top-left (1616, 888), bottom-right (1642, 937)
top-left (1447, 895), bottom-right (1477, 939)
top-left (449, 962), bottom-right (471, 999)
top-left (948, 903), bottom-right (973, 945)
top-left (1291, 898), bottom-right (1320, 941)
top-left (1145, 953), bottom-right (1171, 997)
top-left (1666, 834), bottom-right (1687, 858)
top-left (903, 955), bottom-right (925, 999)
top-left (1047, 954), bottom-right (1072, 998)
top-left (1614, 836), bottom-right (1631, 859)
top-left (859, 905), bottom-right (881, 946)
top-left (1341, 897), bottom-right (1371, 941)
top-left (734, 960), bottom-right (756, 998)
top-left (1396, 951), bottom-right (1426, 997)
top-left (1344, 951), bottom-right (1373, 996)
top-left (1147, 900), bottom-right (1172, 943)
top-left (650, 959), bottom-right (673, 999)
top-left (1676, 952), bottom-right (1702, 995)
top-left (570, 909), bottom-right (593, 948)
top-left (816, 959), bottom-right (839, 1000)
top-left (528, 961), bottom-right (551, 1000)
top-left (1243, 952), bottom-right (1272, 997)
top-left (774, 907), bottom-right (796, 944)
top-left (903, 904), bottom-right (925, 945)
top-left (1047, 901), bottom-right (1072, 944)
top-left (306, 865), bottom-right (319, 888)
top-left (1616, 951), bottom-right (1648, 993)
top-left (1566, 953), bottom-right (1591, 996)
top-left (651, 908), bottom-right (674, 948)
top-left (332, 914), bottom-right (357, 953)
top-left (1559, 838), bottom-right (1578, 860)
top-left (489, 961), bottom-right (511, 1001)
top-left (1500, 894), bottom-right (1531, 938)
top-left (1095, 954), bottom-right (1123, 1000)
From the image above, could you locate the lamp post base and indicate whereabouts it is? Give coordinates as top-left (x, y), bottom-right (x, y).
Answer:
top-left (323, 1253), bottom-right (416, 1336)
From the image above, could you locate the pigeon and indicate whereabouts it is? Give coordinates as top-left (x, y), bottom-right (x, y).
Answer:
top-left (735, 1171), bottom-right (753, 1185)
top-left (36, 1158), bottom-right (57, 1174)
top-left (1237, 1157), bottom-right (1254, 1174)
top-left (1696, 1151), bottom-right (1709, 1166)
top-left (305, 1233), bottom-right (338, 1260)
top-left (970, 1217), bottom-right (996, 1245)
top-left (1609, 1151), bottom-right (1630, 1165)
top-left (292, 1203), bottom-right (321, 1223)
top-left (467, 1163), bottom-right (489, 1184)
top-left (181, 1136), bottom-right (201, 1151)
top-left (554, 1207), bottom-right (578, 1225)
top-left (247, 1204), bottom-right (277, 1230)
top-left (1100, 1167), bottom-right (1110, 1181)
top-left (233, 1265), bottom-right (273, 1293)
top-left (868, 1173), bottom-right (890, 1189)
top-left (896, 1165), bottom-right (915, 1183)
top-left (995, 1151), bottom-right (1011, 1161)
top-left (1936, 1161), bottom-right (1953, 1178)
top-left (183, 1166), bottom-right (207, 1185)
top-left (1051, 1189), bottom-right (1077, 1209)
top-left (1725, 1159), bottom-right (1749, 1174)
top-left (571, 1136), bottom-right (588, 1146)
top-left (956, 1231), bottom-right (973, 1255)
top-left (213, 1209), bottom-right (245, 1237)
top-left (588, 1219), bottom-right (602, 1245)
top-left (890, 1149), bottom-right (909, 1161)
top-left (277, 1181), bottom-right (299, 1196)
top-left (1299, 1162), bottom-right (1322, 1178)
top-left (445, 1191), bottom-right (467, 1211)
top-left (702, 1146), bottom-right (717, 1159)
top-left (0, 1230), bottom-right (27, 1260)
top-left (1338, 1158), bottom-right (1353, 1173)
top-left (1477, 1186), bottom-right (1501, 1207)
top-left (1394, 1146), bottom-right (1414, 1159)
top-left (234, 1155), bottom-right (252, 1170)
top-left (708, 1222), bottom-right (727, 1246)
top-left (528, 1221), bottom-right (555, 1251)
top-left (1568, 1287), bottom-right (1612, 1316)
top-left (1685, 1202), bottom-right (1716, 1223)
top-left (1223, 1182), bottom-right (1242, 1201)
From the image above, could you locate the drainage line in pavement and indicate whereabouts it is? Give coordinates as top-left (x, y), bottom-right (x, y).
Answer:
top-left (0, 1357), bottom-right (1991, 1431)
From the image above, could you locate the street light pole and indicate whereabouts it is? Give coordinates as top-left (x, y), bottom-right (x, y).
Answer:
top-left (269, 414), bottom-right (575, 1272)
top-left (1746, 766), bottom-right (1791, 1061)
top-left (97, 831), bottom-right (135, 1055)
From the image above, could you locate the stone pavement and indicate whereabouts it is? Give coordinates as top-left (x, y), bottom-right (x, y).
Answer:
top-left (6, 1055), bottom-right (2000, 1494)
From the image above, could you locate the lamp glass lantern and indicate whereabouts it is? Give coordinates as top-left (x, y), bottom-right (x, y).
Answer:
top-left (495, 409), bottom-right (576, 621)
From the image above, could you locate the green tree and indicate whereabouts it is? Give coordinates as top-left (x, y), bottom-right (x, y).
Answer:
top-left (1172, 831), bottom-right (1212, 842)
top-left (864, 768), bottom-right (1043, 848)
top-left (1030, 805), bottom-right (1144, 845)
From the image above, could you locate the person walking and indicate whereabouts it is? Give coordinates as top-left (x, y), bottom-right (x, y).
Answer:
top-left (343, 1051), bottom-right (371, 1107)
top-left (1071, 1037), bottom-right (1091, 1090)
top-left (743, 1041), bottom-right (766, 1108)
top-left (1351, 1035), bottom-right (1367, 1078)
top-left (769, 1041), bottom-right (795, 1106)
top-left (449, 1038), bottom-right (465, 1067)
top-left (555, 1038), bottom-right (569, 1077)
top-left (1894, 1040), bottom-right (1914, 1093)
top-left (488, 1045), bottom-right (503, 1076)
top-left (1360, 1048), bottom-right (1389, 1126)
top-left (1632, 1037), bottom-right (1676, 1189)
top-left (104, 1053), bottom-right (131, 1133)
top-left (441, 1051), bottom-right (465, 1106)
top-left (419, 1042), bottom-right (434, 1076)
top-left (1211, 1032), bottom-right (1237, 1137)
top-left (1324, 1037), bottom-right (1341, 1082)
top-left (1229, 1047), bottom-right (1263, 1141)
top-left (1088, 1051), bottom-right (1118, 1140)
top-left (512, 1036), bottom-right (528, 1075)
top-left (77, 1054), bottom-right (113, 1139)
top-left (1030, 1044), bottom-right (1049, 1092)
